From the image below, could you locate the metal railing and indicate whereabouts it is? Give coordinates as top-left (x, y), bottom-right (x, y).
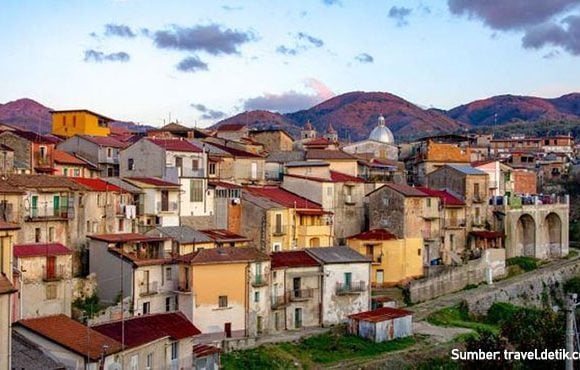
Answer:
top-left (43, 265), bottom-right (65, 282)
top-left (156, 201), bottom-right (179, 213)
top-left (29, 206), bottom-right (71, 219)
top-left (336, 281), bottom-right (366, 295)
top-left (251, 275), bottom-right (268, 288)
top-left (271, 295), bottom-right (288, 309)
top-left (139, 281), bottom-right (159, 296)
top-left (288, 288), bottom-right (313, 301)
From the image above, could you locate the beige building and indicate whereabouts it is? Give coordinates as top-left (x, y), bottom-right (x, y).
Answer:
top-left (0, 221), bottom-right (19, 370)
top-left (249, 129), bottom-right (294, 152)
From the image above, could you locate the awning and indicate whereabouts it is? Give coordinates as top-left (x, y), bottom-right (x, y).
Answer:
top-left (470, 231), bottom-right (504, 239)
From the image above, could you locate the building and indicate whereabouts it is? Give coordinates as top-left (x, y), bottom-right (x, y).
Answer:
top-left (248, 129), bottom-right (294, 152)
top-left (210, 180), bottom-right (242, 233)
top-left (366, 183), bottom-right (440, 265)
top-left (405, 140), bottom-right (471, 185)
top-left (176, 247), bottom-right (270, 340)
top-left (0, 144), bottom-right (14, 175)
top-left (0, 129), bottom-right (59, 174)
top-left (14, 314), bottom-right (123, 370)
top-left (215, 123), bottom-right (249, 141)
top-left (146, 225), bottom-right (216, 255)
top-left (93, 312), bottom-right (201, 370)
top-left (203, 141), bottom-right (266, 184)
top-left (53, 149), bottom-right (98, 178)
top-left (13, 243), bottom-right (73, 319)
top-left (57, 135), bottom-right (128, 176)
top-left (51, 109), bottom-right (114, 138)
top-left (305, 149), bottom-right (358, 176)
top-left (11, 331), bottom-right (66, 370)
top-left (242, 186), bottom-right (333, 252)
top-left (346, 229), bottom-right (423, 287)
top-left (342, 116), bottom-right (398, 161)
top-left (0, 221), bottom-right (20, 370)
top-left (123, 177), bottom-right (181, 230)
top-left (198, 229), bottom-right (250, 248)
top-left (305, 246), bottom-right (371, 326)
top-left (347, 307), bottom-right (413, 342)
top-left (88, 233), bottom-right (177, 316)
top-left (269, 251), bottom-right (322, 332)
top-left (513, 170), bottom-right (537, 194)
top-left (472, 159), bottom-right (515, 197)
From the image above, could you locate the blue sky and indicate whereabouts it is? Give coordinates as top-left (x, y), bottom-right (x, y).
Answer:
top-left (1, 0), bottom-right (579, 127)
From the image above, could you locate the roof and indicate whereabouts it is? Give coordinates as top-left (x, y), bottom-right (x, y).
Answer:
top-left (199, 229), bottom-right (250, 242)
top-left (0, 221), bottom-right (20, 230)
top-left (208, 180), bottom-right (242, 189)
top-left (348, 307), bottom-right (413, 322)
top-left (0, 275), bottom-right (16, 295)
top-left (147, 138), bottom-right (202, 152)
top-left (77, 135), bottom-right (127, 148)
top-left (243, 186), bottom-right (322, 209)
top-left (368, 183), bottom-right (428, 198)
top-left (207, 142), bottom-right (263, 158)
top-left (271, 250), bottom-right (321, 269)
top-left (347, 229), bottom-right (397, 241)
top-left (148, 226), bottom-right (214, 244)
top-left (0, 143), bottom-right (13, 151)
top-left (249, 128), bottom-right (294, 140)
top-left (416, 187), bottom-right (465, 206)
top-left (216, 123), bottom-right (247, 131)
top-left (14, 243), bottom-right (72, 258)
top-left (179, 247), bottom-right (270, 265)
top-left (285, 160), bottom-right (328, 167)
top-left (12, 331), bottom-right (66, 370)
top-left (102, 177), bottom-right (143, 194)
top-left (50, 109), bottom-right (115, 122)
top-left (4, 174), bottom-right (87, 191)
top-left (445, 164), bottom-right (487, 176)
top-left (16, 315), bottom-right (122, 361)
top-left (306, 246), bottom-right (371, 264)
top-left (284, 171), bottom-right (364, 183)
top-left (1, 129), bottom-right (60, 144)
top-left (88, 233), bottom-right (168, 243)
top-left (304, 137), bottom-right (332, 146)
top-left (71, 177), bottom-right (123, 192)
top-left (53, 150), bottom-right (91, 166)
top-left (124, 177), bottom-right (180, 188)
top-left (471, 159), bottom-right (499, 167)
top-left (155, 122), bottom-right (192, 132)
top-left (305, 149), bottom-right (355, 160)
top-left (92, 312), bottom-right (200, 349)
top-left (470, 231), bottom-right (504, 239)
top-left (192, 343), bottom-right (221, 357)
top-left (266, 151), bottom-right (306, 163)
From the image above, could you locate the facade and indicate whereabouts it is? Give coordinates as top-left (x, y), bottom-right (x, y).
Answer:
top-left (146, 225), bottom-right (216, 255)
top-left (204, 141), bottom-right (266, 184)
top-left (248, 129), bottom-right (294, 152)
top-left (0, 222), bottom-right (20, 370)
top-left (124, 177), bottom-right (181, 230)
top-left (405, 141), bottom-right (471, 185)
top-left (57, 135), bottom-right (128, 177)
top-left (342, 116), bottom-right (398, 161)
top-left (51, 109), bottom-right (114, 138)
top-left (53, 149), bottom-right (98, 178)
top-left (306, 246), bottom-right (371, 326)
top-left (305, 149), bottom-right (358, 176)
top-left (242, 186), bottom-right (333, 252)
top-left (346, 229), bottom-right (423, 287)
top-left (347, 307), bottom-right (413, 342)
top-left (0, 129), bottom-right (59, 174)
top-left (269, 251), bottom-right (322, 332)
top-left (13, 243), bottom-right (73, 319)
top-left (472, 159), bottom-right (515, 197)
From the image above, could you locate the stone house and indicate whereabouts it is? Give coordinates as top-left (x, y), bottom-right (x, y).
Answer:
top-left (53, 149), bottom-right (98, 178)
top-left (203, 141), bottom-right (266, 184)
top-left (215, 123), bottom-right (250, 141)
top-left (0, 221), bottom-right (20, 370)
top-left (269, 251), bottom-right (322, 332)
top-left (0, 129), bottom-right (59, 174)
top-left (57, 134), bottom-right (128, 177)
top-left (305, 149), bottom-right (358, 176)
top-left (0, 144), bottom-right (14, 175)
top-left (248, 129), bottom-right (295, 152)
top-left (146, 225), bottom-right (216, 255)
top-left (305, 246), bottom-right (371, 326)
top-left (405, 140), bottom-right (471, 185)
top-left (472, 159), bottom-right (515, 197)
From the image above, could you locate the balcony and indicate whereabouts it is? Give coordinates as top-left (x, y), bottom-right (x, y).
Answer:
top-left (271, 224), bottom-right (288, 237)
top-left (445, 219), bottom-right (466, 229)
top-left (43, 265), bottom-right (65, 282)
top-left (156, 201), bottom-right (179, 213)
top-left (296, 224), bottom-right (330, 237)
top-left (366, 254), bottom-right (382, 265)
top-left (422, 229), bottom-right (437, 241)
top-left (177, 280), bottom-right (191, 293)
top-left (336, 281), bottom-right (366, 295)
top-left (139, 281), bottom-right (159, 297)
top-left (472, 194), bottom-right (484, 203)
top-left (490, 194), bottom-right (569, 210)
top-left (288, 288), bottom-right (313, 302)
top-left (177, 167), bottom-right (205, 178)
top-left (271, 295), bottom-right (288, 309)
top-left (251, 275), bottom-right (268, 288)
top-left (28, 206), bottom-right (71, 221)
top-left (34, 153), bottom-right (52, 167)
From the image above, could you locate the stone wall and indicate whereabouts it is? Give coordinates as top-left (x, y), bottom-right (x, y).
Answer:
top-left (409, 249), bottom-right (506, 303)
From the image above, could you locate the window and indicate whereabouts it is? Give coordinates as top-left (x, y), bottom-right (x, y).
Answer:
top-left (146, 353), bottom-right (153, 370)
top-left (72, 115), bottom-right (76, 127)
top-left (130, 355), bottom-right (138, 370)
top-left (192, 159), bottom-right (199, 170)
top-left (46, 284), bottom-right (57, 300)
top-left (474, 183), bottom-right (480, 198)
top-left (128, 158), bottom-right (134, 170)
top-left (142, 301), bottom-right (150, 315)
top-left (165, 267), bottom-right (172, 281)
top-left (209, 162), bottom-right (216, 175)
top-left (171, 342), bottom-right (178, 360)
top-left (107, 148), bottom-right (112, 158)
top-left (35, 228), bottom-right (41, 243)
top-left (273, 242), bottom-right (281, 252)
top-left (86, 221), bottom-right (90, 233)
top-left (118, 219), bottom-right (123, 232)
top-left (39, 146), bottom-right (47, 159)
top-left (218, 295), bottom-right (228, 308)
top-left (74, 168), bottom-right (80, 176)
top-left (48, 227), bottom-right (54, 242)
top-left (275, 213), bottom-right (283, 234)
top-left (251, 162), bottom-right (258, 179)
top-left (166, 296), bottom-right (172, 312)
top-left (63, 168), bottom-right (68, 177)
top-left (107, 167), bottom-right (113, 177)
top-left (417, 248), bottom-right (421, 256)
top-left (190, 180), bottom-right (204, 202)
top-left (254, 291), bottom-right (260, 303)
top-left (344, 272), bottom-right (352, 288)
top-left (426, 198), bottom-right (431, 207)
top-left (175, 156), bottom-right (183, 168)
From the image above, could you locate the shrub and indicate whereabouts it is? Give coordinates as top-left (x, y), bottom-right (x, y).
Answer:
top-left (564, 276), bottom-right (580, 295)
top-left (486, 302), bottom-right (520, 325)
top-left (506, 256), bottom-right (539, 272)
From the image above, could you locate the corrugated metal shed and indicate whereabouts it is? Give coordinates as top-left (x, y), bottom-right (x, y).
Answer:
top-left (348, 307), bottom-right (413, 342)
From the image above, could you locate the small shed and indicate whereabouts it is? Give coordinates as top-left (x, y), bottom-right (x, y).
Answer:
top-left (347, 307), bottom-right (413, 342)
top-left (192, 343), bottom-right (221, 370)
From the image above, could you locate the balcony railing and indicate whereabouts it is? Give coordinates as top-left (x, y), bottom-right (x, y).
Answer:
top-left (251, 275), bottom-right (268, 288)
top-left (43, 265), bottom-right (65, 282)
top-left (366, 254), bottom-right (382, 264)
top-left (177, 280), bottom-right (191, 293)
top-left (490, 194), bottom-right (569, 209)
top-left (271, 224), bottom-right (289, 236)
top-left (445, 219), bottom-right (466, 229)
top-left (296, 224), bottom-right (330, 237)
top-left (336, 281), bottom-right (366, 295)
top-left (156, 201), bottom-right (179, 213)
top-left (422, 230), bottom-right (437, 241)
top-left (139, 281), bottom-right (159, 296)
top-left (288, 288), bottom-right (313, 301)
top-left (28, 206), bottom-right (71, 220)
top-left (271, 295), bottom-right (288, 309)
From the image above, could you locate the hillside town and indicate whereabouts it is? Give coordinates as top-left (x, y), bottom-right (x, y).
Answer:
top-left (0, 107), bottom-right (574, 369)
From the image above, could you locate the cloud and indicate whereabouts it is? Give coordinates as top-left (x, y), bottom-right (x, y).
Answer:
top-left (388, 6), bottom-right (412, 27)
top-left (222, 5), bottom-right (243, 11)
top-left (243, 79), bottom-right (334, 113)
top-left (297, 32), bottom-right (324, 47)
top-left (84, 50), bottom-right (130, 63)
top-left (276, 32), bottom-right (324, 56)
top-left (355, 53), bottom-right (374, 63)
top-left (190, 103), bottom-right (226, 119)
top-left (176, 56), bottom-right (208, 72)
top-left (543, 50), bottom-right (561, 59)
top-left (448, 0), bottom-right (578, 30)
top-left (522, 15), bottom-right (580, 55)
top-left (152, 24), bottom-right (255, 55)
top-left (322, 0), bottom-right (341, 6)
top-left (276, 45), bottom-right (298, 55)
top-left (104, 23), bottom-right (136, 38)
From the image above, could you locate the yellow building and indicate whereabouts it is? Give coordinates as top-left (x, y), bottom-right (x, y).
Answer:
top-left (242, 186), bottom-right (333, 252)
top-left (0, 221), bottom-right (20, 370)
top-left (51, 109), bottom-right (114, 137)
top-left (177, 247), bottom-right (270, 338)
top-left (347, 229), bottom-right (423, 287)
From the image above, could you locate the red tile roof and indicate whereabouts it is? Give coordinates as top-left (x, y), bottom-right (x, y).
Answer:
top-left (78, 135), bottom-right (127, 148)
top-left (92, 312), bottom-right (200, 349)
top-left (208, 180), bottom-right (242, 189)
top-left (125, 177), bottom-right (180, 188)
top-left (416, 187), bottom-right (465, 206)
top-left (193, 343), bottom-right (221, 357)
top-left (347, 229), bottom-right (397, 241)
top-left (216, 123), bottom-right (247, 131)
top-left (244, 186), bottom-right (322, 209)
top-left (53, 150), bottom-right (90, 166)
top-left (208, 142), bottom-right (263, 158)
top-left (14, 243), bottom-right (72, 258)
top-left (17, 315), bottom-right (122, 360)
top-left (179, 247), bottom-right (270, 265)
top-left (147, 138), bottom-right (202, 152)
top-left (304, 137), bottom-right (331, 146)
top-left (470, 231), bottom-right (504, 239)
top-left (199, 229), bottom-right (250, 242)
top-left (368, 183), bottom-right (427, 197)
top-left (88, 233), bottom-right (168, 243)
top-left (305, 149), bottom-right (355, 160)
top-left (284, 171), bottom-right (364, 183)
top-left (348, 307), bottom-right (413, 322)
top-left (71, 177), bottom-right (123, 192)
top-left (271, 250), bottom-right (321, 269)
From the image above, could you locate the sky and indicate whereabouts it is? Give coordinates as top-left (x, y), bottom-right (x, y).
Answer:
top-left (1, 0), bottom-right (580, 128)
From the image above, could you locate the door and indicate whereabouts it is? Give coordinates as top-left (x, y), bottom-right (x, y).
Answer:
top-left (344, 272), bottom-right (352, 288)
top-left (31, 195), bottom-right (38, 217)
top-left (46, 256), bottom-right (56, 280)
top-left (225, 322), bottom-right (232, 338)
top-left (251, 162), bottom-right (258, 180)
top-left (53, 195), bottom-right (60, 217)
top-left (161, 190), bottom-right (169, 211)
top-left (295, 308), bottom-right (302, 328)
top-left (257, 316), bottom-right (263, 334)
top-left (293, 277), bottom-right (301, 299)
top-left (275, 213), bottom-right (282, 234)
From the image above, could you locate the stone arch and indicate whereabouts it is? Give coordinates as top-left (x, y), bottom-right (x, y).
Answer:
top-left (516, 214), bottom-right (536, 257)
top-left (545, 212), bottom-right (562, 258)
top-left (309, 237), bottom-right (320, 247)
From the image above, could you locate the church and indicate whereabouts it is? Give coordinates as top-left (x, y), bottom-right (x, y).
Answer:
top-left (342, 115), bottom-right (398, 160)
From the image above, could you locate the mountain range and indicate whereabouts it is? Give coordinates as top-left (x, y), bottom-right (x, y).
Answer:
top-left (1, 92), bottom-right (580, 140)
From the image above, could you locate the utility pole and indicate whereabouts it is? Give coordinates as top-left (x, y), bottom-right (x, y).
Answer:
top-left (566, 293), bottom-right (577, 370)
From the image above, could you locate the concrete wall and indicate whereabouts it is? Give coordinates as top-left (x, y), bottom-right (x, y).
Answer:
top-left (58, 136), bottom-right (100, 166)
top-left (409, 248), bottom-right (506, 303)
top-left (321, 263), bottom-right (370, 326)
top-left (89, 239), bottom-right (133, 304)
top-left (0, 294), bottom-right (11, 370)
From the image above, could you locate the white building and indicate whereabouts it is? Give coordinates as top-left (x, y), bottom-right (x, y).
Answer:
top-left (342, 116), bottom-right (398, 161)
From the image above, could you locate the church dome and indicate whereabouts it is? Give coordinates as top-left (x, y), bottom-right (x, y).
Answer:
top-left (368, 115), bottom-right (394, 144)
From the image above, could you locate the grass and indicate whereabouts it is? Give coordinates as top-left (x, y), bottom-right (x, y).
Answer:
top-left (566, 250), bottom-right (579, 260)
top-left (426, 304), bottom-right (499, 333)
top-left (506, 256), bottom-right (540, 272)
top-left (222, 332), bottom-right (416, 369)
